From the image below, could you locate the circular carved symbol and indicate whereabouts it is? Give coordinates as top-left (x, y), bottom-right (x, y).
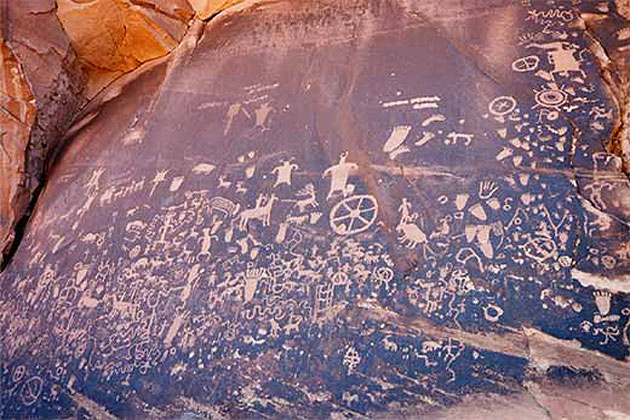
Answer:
top-left (511, 55), bottom-right (540, 72)
top-left (488, 96), bottom-right (517, 116)
top-left (483, 304), bottom-right (504, 322)
top-left (20, 377), bottom-right (43, 406)
top-left (374, 267), bottom-right (393, 283)
top-left (373, 267), bottom-right (394, 288)
top-left (329, 195), bottom-right (378, 235)
top-left (535, 89), bottom-right (567, 108)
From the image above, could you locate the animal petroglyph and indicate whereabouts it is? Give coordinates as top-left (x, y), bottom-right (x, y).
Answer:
top-left (1, 2), bottom-right (629, 418)
top-left (237, 194), bottom-right (278, 231)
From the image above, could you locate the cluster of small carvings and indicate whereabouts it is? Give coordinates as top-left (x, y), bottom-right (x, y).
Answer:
top-left (0, 0), bottom-right (257, 269)
top-left (1, 0), bottom-right (630, 418)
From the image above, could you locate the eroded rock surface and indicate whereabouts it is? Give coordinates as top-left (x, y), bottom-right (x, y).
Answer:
top-left (0, 0), bottom-right (198, 268)
top-left (56, 0), bottom-right (194, 96)
top-left (2, 0), bottom-right (630, 418)
top-left (0, 0), bottom-right (85, 267)
top-left (187, 0), bottom-right (246, 20)
top-left (0, 41), bottom-right (37, 270)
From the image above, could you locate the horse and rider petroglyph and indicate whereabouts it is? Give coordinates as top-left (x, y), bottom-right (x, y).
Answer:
top-left (396, 198), bottom-right (428, 248)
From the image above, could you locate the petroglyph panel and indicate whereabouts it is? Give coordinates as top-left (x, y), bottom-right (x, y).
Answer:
top-left (1, 0), bottom-right (630, 417)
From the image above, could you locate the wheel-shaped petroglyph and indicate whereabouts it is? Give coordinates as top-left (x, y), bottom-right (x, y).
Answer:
top-left (488, 96), bottom-right (517, 116)
top-left (534, 88), bottom-right (567, 108)
top-left (329, 195), bottom-right (378, 235)
top-left (511, 55), bottom-right (540, 72)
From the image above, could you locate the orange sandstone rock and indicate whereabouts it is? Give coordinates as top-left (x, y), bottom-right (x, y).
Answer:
top-left (187, 0), bottom-right (245, 20)
top-left (0, 42), bottom-right (37, 263)
top-left (0, 0), bottom-right (85, 266)
top-left (56, 0), bottom-right (193, 96)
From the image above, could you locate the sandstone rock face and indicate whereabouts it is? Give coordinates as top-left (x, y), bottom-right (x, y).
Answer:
top-left (0, 42), bottom-right (37, 269)
top-left (56, 0), bottom-right (194, 96)
top-left (0, 0), bottom-right (195, 268)
top-left (0, 0), bottom-right (85, 267)
top-left (616, 0), bottom-right (630, 20)
top-left (187, 0), bottom-right (245, 20)
top-left (2, 0), bottom-right (630, 418)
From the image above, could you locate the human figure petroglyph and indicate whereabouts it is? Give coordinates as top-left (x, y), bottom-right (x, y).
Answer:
top-left (85, 168), bottom-right (106, 194)
top-left (527, 41), bottom-right (585, 79)
top-left (198, 226), bottom-right (219, 260)
top-left (323, 152), bottom-right (357, 199)
top-left (396, 198), bottom-right (428, 249)
top-left (150, 169), bottom-right (169, 196)
top-left (442, 339), bottom-right (465, 383)
top-left (372, 266), bottom-right (394, 290)
top-left (253, 102), bottom-right (274, 130)
top-left (272, 160), bottom-right (298, 187)
top-left (343, 346), bottom-right (361, 375)
top-left (593, 326), bottom-right (620, 346)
